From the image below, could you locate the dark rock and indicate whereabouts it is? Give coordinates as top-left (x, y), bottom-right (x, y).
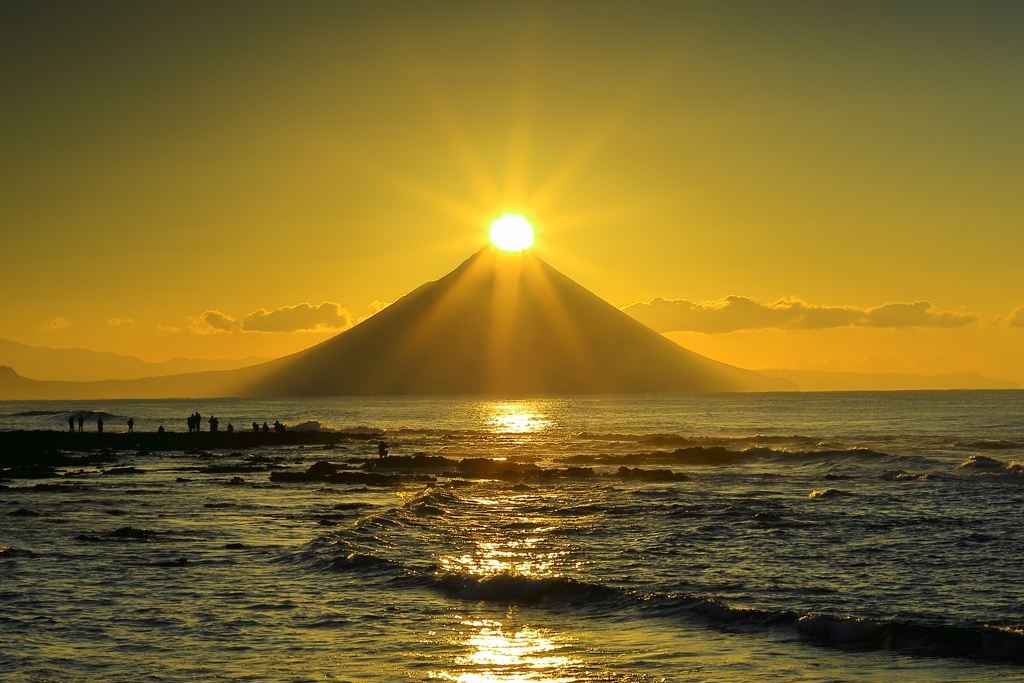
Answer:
top-left (104, 467), bottom-right (145, 475)
top-left (151, 558), bottom-right (188, 567)
top-left (3, 467), bottom-right (59, 479)
top-left (613, 466), bottom-right (690, 481)
top-left (457, 458), bottom-right (542, 475)
top-left (10, 508), bottom-right (41, 516)
top-left (306, 461), bottom-right (340, 476)
top-left (109, 526), bottom-right (157, 538)
top-left (372, 454), bottom-right (455, 469)
top-left (198, 465), bottom-right (266, 474)
top-left (225, 543), bottom-right (246, 549)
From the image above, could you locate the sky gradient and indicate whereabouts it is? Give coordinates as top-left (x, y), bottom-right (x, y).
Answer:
top-left (3, 2), bottom-right (1023, 382)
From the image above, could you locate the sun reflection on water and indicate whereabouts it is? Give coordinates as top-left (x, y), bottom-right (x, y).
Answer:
top-left (488, 403), bottom-right (553, 434)
top-left (438, 535), bottom-right (572, 578)
top-left (430, 618), bottom-right (582, 682)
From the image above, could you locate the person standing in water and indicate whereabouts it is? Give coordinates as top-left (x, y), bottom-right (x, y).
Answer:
top-left (77, 415), bottom-right (84, 433)
top-left (97, 418), bottom-right (104, 433)
top-left (378, 440), bottom-right (389, 458)
top-left (68, 416), bottom-right (75, 433)
top-left (127, 418), bottom-right (134, 433)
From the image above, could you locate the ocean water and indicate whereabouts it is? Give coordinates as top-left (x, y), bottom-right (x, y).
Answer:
top-left (2, 390), bottom-right (1024, 682)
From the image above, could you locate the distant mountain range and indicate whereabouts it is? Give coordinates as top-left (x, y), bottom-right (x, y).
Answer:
top-left (0, 338), bottom-right (269, 382)
top-left (757, 368), bottom-right (1020, 391)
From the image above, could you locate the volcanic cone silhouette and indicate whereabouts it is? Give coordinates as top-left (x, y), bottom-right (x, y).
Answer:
top-left (243, 246), bottom-right (789, 395)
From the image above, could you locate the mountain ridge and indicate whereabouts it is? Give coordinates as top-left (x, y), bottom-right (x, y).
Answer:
top-left (0, 338), bottom-right (269, 382)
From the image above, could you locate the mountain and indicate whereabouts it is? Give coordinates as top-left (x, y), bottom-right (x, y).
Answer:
top-left (243, 247), bottom-right (792, 395)
top-left (0, 338), bottom-right (269, 381)
top-left (0, 247), bottom-right (793, 399)
top-left (758, 369), bottom-right (1020, 391)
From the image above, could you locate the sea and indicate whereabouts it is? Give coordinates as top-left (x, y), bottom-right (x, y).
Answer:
top-left (2, 390), bottom-right (1024, 682)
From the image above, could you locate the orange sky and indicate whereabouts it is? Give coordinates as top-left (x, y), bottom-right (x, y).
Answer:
top-left (2, 2), bottom-right (1023, 383)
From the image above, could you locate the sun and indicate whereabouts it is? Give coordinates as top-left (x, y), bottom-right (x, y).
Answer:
top-left (489, 214), bottom-right (535, 252)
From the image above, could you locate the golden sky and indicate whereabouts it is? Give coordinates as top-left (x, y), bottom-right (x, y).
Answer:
top-left (3, 2), bottom-right (1023, 382)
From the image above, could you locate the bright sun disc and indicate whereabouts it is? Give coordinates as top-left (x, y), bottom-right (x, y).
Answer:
top-left (489, 214), bottom-right (535, 252)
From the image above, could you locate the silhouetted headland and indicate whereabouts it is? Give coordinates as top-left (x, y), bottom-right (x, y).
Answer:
top-left (0, 429), bottom-right (381, 476)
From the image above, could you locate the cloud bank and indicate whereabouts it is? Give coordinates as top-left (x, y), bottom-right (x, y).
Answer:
top-left (1008, 305), bottom-right (1024, 328)
top-left (188, 302), bottom-right (352, 334)
top-left (622, 296), bottom-right (978, 334)
top-left (243, 302), bottom-right (352, 333)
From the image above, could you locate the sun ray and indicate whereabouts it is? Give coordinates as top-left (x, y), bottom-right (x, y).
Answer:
top-left (502, 14), bottom-right (542, 204)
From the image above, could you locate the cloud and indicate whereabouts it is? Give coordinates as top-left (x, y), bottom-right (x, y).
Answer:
top-left (107, 317), bottom-right (135, 326)
top-left (242, 302), bottom-right (352, 333)
top-left (863, 301), bottom-right (975, 329)
top-left (622, 296), bottom-right (978, 334)
top-left (355, 299), bottom-right (396, 324)
top-left (1007, 305), bottom-right (1024, 328)
top-left (39, 316), bottom-right (72, 330)
top-left (188, 310), bottom-right (240, 334)
top-left (187, 302), bottom-right (353, 334)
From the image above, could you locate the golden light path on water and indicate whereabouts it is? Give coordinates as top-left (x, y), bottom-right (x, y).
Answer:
top-left (429, 619), bottom-right (582, 683)
top-left (431, 402), bottom-right (586, 680)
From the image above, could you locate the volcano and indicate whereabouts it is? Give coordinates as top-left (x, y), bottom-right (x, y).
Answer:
top-left (0, 247), bottom-right (793, 399)
top-left (240, 246), bottom-right (790, 395)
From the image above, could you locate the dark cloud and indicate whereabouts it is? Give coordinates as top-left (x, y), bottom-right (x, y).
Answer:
top-left (242, 302), bottom-right (352, 333)
top-left (622, 296), bottom-right (977, 334)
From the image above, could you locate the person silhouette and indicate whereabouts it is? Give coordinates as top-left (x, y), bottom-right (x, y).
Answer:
top-left (127, 418), bottom-right (134, 433)
top-left (69, 416), bottom-right (75, 433)
top-left (77, 415), bottom-right (84, 433)
top-left (252, 421), bottom-right (259, 433)
top-left (209, 415), bottom-right (218, 432)
top-left (378, 440), bottom-right (389, 458)
top-left (262, 422), bottom-right (269, 433)
top-left (273, 420), bottom-right (283, 433)
top-left (97, 418), bottom-right (104, 433)
top-left (226, 423), bottom-right (233, 433)
top-left (158, 425), bottom-right (165, 433)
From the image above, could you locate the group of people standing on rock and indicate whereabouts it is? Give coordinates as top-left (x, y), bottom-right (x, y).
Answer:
top-left (67, 415), bottom-right (133, 434)
top-left (250, 421), bottom-right (286, 433)
top-left (186, 412), bottom-right (237, 433)
top-left (184, 413), bottom-right (291, 434)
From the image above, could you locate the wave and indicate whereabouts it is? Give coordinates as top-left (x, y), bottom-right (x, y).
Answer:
top-left (560, 445), bottom-right (899, 467)
top-left (432, 571), bottom-right (622, 604)
top-left (291, 535), bottom-right (1024, 664)
top-left (954, 440), bottom-right (1023, 450)
top-left (281, 484), bottom-right (1024, 664)
top-left (432, 570), bottom-right (1024, 662)
top-left (881, 456), bottom-right (1024, 482)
